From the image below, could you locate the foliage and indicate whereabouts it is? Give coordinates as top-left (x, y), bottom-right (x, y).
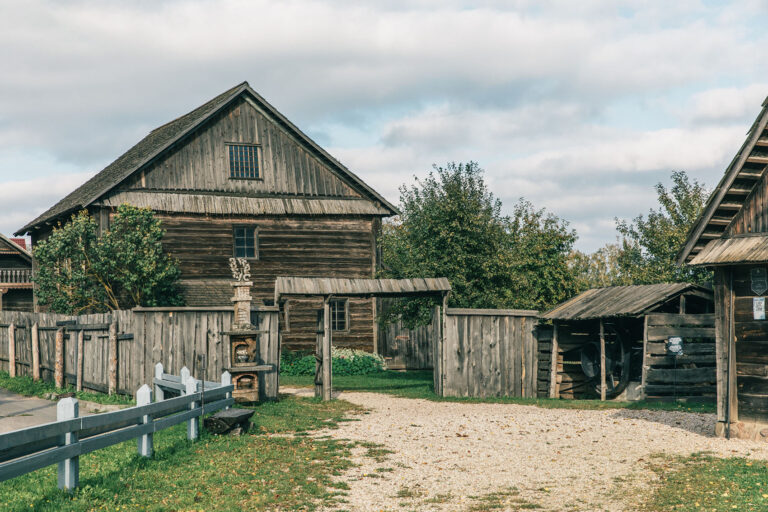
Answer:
top-left (279, 370), bottom-right (715, 413)
top-left (379, 162), bottom-right (577, 325)
top-left (34, 205), bottom-right (183, 313)
top-left (568, 243), bottom-right (630, 292)
top-left (0, 396), bottom-right (362, 511)
top-left (0, 371), bottom-right (133, 405)
top-left (614, 171), bottom-right (711, 285)
top-left (641, 453), bottom-right (768, 511)
top-left (281, 348), bottom-right (386, 376)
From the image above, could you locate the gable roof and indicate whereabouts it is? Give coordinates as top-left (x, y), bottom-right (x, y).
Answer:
top-left (677, 95), bottom-right (768, 265)
top-left (274, 276), bottom-right (451, 302)
top-left (17, 82), bottom-right (398, 235)
top-left (541, 283), bottom-right (712, 321)
top-left (0, 234), bottom-right (31, 263)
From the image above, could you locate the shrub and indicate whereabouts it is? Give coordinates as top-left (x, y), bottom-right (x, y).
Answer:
top-left (280, 348), bottom-right (386, 376)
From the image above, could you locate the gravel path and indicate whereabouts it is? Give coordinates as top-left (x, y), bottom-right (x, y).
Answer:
top-left (301, 391), bottom-right (768, 512)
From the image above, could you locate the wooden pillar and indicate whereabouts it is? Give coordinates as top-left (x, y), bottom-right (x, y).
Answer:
top-left (108, 322), bottom-right (118, 395)
top-left (641, 315), bottom-right (649, 395)
top-left (55, 328), bottom-right (64, 388)
top-left (599, 319), bottom-right (606, 401)
top-left (31, 323), bottom-right (40, 381)
top-left (679, 294), bottom-right (687, 314)
top-left (315, 309), bottom-right (323, 399)
top-left (0, 287), bottom-right (6, 311)
top-left (714, 267), bottom-right (737, 436)
top-left (322, 297), bottom-right (332, 401)
top-left (8, 322), bottom-right (15, 378)
top-left (76, 329), bottom-right (84, 392)
top-left (549, 322), bottom-right (559, 398)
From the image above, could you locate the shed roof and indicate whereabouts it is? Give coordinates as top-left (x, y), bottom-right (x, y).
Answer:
top-left (17, 81), bottom-right (398, 235)
top-left (0, 233), bottom-right (31, 262)
top-left (541, 283), bottom-right (712, 321)
top-left (689, 235), bottom-right (768, 266)
top-left (274, 277), bottom-right (451, 302)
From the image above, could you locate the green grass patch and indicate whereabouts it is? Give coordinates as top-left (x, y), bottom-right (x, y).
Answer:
top-left (280, 370), bottom-right (716, 413)
top-left (641, 453), bottom-right (768, 511)
top-left (467, 487), bottom-right (541, 510)
top-left (0, 371), bottom-right (133, 405)
top-left (0, 396), bottom-right (362, 511)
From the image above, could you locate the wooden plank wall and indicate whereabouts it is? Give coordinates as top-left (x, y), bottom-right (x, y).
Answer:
top-left (546, 321), bottom-right (601, 399)
top-left (643, 313), bottom-right (716, 400)
top-left (438, 310), bottom-right (538, 398)
top-left (536, 325), bottom-right (553, 397)
top-left (376, 299), bottom-right (437, 369)
top-left (0, 308), bottom-right (279, 398)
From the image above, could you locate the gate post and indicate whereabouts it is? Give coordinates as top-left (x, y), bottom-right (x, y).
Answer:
top-left (186, 375), bottom-right (199, 440)
top-left (154, 363), bottom-right (165, 401)
top-left (136, 384), bottom-right (153, 457)
top-left (57, 398), bottom-right (79, 491)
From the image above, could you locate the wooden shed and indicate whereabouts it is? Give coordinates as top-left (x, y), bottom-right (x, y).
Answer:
top-left (0, 234), bottom-right (33, 312)
top-left (678, 95), bottom-right (768, 440)
top-left (541, 283), bottom-right (714, 401)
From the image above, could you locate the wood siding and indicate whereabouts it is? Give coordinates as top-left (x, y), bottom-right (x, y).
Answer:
top-left (119, 97), bottom-right (362, 199)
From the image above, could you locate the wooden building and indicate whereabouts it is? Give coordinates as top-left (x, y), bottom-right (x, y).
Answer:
top-left (541, 283), bottom-right (714, 401)
top-left (16, 82), bottom-right (398, 352)
top-left (0, 235), bottom-right (33, 312)
top-left (678, 95), bottom-right (768, 439)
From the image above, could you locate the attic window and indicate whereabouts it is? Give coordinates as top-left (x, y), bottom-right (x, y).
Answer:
top-left (228, 144), bottom-right (260, 179)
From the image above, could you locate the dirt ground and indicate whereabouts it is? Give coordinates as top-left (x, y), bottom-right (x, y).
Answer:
top-left (302, 391), bottom-right (768, 512)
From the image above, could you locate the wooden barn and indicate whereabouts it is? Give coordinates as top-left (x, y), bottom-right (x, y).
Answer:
top-left (16, 82), bottom-right (398, 352)
top-left (678, 95), bottom-right (768, 439)
top-left (0, 234), bottom-right (33, 312)
top-left (541, 283), bottom-right (714, 401)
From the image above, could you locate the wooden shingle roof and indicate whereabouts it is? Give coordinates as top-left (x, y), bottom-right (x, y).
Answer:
top-left (274, 277), bottom-right (451, 302)
top-left (541, 283), bottom-right (712, 321)
top-left (17, 82), bottom-right (398, 235)
top-left (678, 95), bottom-right (768, 264)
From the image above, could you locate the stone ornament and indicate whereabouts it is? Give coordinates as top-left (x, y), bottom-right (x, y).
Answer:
top-left (229, 257), bottom-right (251, 282)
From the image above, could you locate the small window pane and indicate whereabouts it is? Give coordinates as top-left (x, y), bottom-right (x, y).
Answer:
top-left (228, 144), bottom-right (259, 179)
top-left (330, 299), bottom-right (347, 331)
top-left (233, 227), bottom-right (257, 259)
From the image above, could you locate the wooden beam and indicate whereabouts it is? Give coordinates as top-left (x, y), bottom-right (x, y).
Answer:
top-left (76, 330), bottom-right (84, 392)
top-left (8, 323), bottom-right (15, 378)
top-left (31, 323), bottom-right (40, 381)
top-left (755, 138), bottom-right (768, 147)
top-left (641, 315), bottom-right (649, 395)
top-left (55, 328), bottom-right (64, 388)
top-left (549, 322), bottom-right (559, 399)
top-left (746, 155), bottom-right (768, 165)
top-left (322, 298), bottom-right (332, 401)
top-left (600, 319), bottom-right (606, 402)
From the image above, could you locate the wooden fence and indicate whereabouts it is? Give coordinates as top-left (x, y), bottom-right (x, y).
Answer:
top-left (0, 307), bottom-right (279, 399)
top-left (643, 313), bottom-right (716, 399)
top-left (434, 308), bottom-right (539, 398)
top-left (377, 299), bottom-right (437, 370)
top-left (0, 367), bottom-right (234, 490)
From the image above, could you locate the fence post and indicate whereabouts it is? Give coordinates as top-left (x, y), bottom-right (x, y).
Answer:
top-left (154, 363), bottom-right (165, 402)
top-left (186, 375), bottom-right (199, 440)
top-left (136, 384), bottom-right (153, 458)
top-left (57, 397), bottom-right (79, 491)
top-left (108, 322), bottom-right (118, 395)
top-left (221, 371), bottom-right (232, 410)
top-left (76, 329), bottom-right (84, 392)
top-left (31, 323), bottom-right (40, 381)
top-left (180, 366), bottom-right (190, 395)
top-left (8, 322), bottom-right (15, 378)
top-left (54, 328), bottom-right (65, 388)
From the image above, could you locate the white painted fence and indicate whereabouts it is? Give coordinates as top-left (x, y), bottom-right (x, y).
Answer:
top-left (0, 365), bottom-right (233, 490)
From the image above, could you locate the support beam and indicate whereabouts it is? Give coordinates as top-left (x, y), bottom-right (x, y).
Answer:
top-left (600, 319), bottom-right (606, 401)
top-left (549, 322), bottom-right (559, 398)
top-left (55, 328), bottom-right (64, 388)
top-left (322, 297), bottom-right (332, 401)
top-left (8, 322), bottom-right (15, 378)
top-left (76, 330), bottom-right (84, 392)
top-left (31, 323), bottom-right (40, 380)
top-left (108, 322), bottom-right (118, 395)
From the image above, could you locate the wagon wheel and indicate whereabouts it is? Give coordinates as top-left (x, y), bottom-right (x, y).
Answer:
top-left (579, 325), bottom-right (631, 399)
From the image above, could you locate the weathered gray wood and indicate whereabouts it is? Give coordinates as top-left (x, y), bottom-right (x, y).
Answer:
top-left (31, 323), bottom-right (39, 380)
top-left (108, 322), bottom-right (117, 395)
top-left (8, 323), bottom-right (15, 378)
top-left (600, 319), bottom-right (606, 402)
top-left (75, 330), bottom-right (84, 392)
top-left (549, 322), bottom-right (559, 398)
top-left (203, 408), bottom-right (253, 434)
top-left (57, 398), bottom-right (79, 491)
top-left (322, 299), bottom-right (332, 401)
top-left (186, 376), bottom-right (199, 440)
top-left (154, 363), bottom-right (165, 402)
top-left (136, 385), bottom-right (153, 458)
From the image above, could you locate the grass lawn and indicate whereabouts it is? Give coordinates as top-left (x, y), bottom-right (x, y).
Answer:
top-left (641, 453), bottom-right (768, 511)
top-left (0, 396), bottom-right (364, 511)
top-left (0, 371), bottom-right (134, 405)
top-left (280, 370), bottom-right (716, 413)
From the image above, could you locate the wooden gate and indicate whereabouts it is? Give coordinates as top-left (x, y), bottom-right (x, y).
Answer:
top-left (434, 308), bottom-right (539, 398)
top-left (377, 299), bottom-right (438, 370)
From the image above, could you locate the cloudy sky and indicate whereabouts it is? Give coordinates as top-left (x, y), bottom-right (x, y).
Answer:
top-left (1, 0), bottom-right (767, 251)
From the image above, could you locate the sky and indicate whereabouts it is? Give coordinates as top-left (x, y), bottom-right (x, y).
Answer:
top-left (1, 0), bottom-right (767, 252)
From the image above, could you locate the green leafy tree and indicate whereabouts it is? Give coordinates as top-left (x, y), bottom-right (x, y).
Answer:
top-left (614, 171), bottom-right (711, 285)
top-left (34, 205), bottom-right (183, 313)
top-left (379, 162), bottom-right (577, 324)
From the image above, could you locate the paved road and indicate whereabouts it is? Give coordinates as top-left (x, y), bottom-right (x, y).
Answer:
top-left (0, 389), bottom-right (66, 433)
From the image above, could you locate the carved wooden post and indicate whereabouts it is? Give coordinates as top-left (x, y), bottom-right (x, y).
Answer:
top-left (76, 329), bottom-right (84, 391)
top-left (186, 375), bottom-right (199, 440)
top-left (108, 322), bottom-right (118, 394)
top-left (8, 322), bottom-right (15, 377)
top-left (31, 323), bottom-right (40, 380)
top-left (54, 328), bottom-right (65, 388)
top-left (57, 397), bottom-right (79, 491)
top-left (136, 384), bottom-right (153, 457)
top-left (154, 362), bottom-right (165, 402)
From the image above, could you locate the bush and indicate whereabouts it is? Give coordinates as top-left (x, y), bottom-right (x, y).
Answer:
top-left (280, 348), bottom-right (386, 376)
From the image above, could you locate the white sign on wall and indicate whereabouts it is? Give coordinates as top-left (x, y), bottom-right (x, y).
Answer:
top-left (754, 297), bottom-right (766, 320)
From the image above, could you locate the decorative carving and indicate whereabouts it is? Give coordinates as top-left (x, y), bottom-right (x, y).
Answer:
top-left (229, 257), bottom-right (251, 282)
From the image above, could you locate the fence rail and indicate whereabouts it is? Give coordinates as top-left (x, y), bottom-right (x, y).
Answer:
top-left (0, 366), bottom-right (233, 490)
top-left (0, 268), bottom-right (32, 284)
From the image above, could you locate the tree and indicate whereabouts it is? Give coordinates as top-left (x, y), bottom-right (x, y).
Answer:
top-left (568, 243), bottom-right (630, 292)
top-left (379, 162), bottom-right (577, 324)
top-left (34, 205), bottom-right (183, 313)
top-left (614, 171), bottom-right (711, 285)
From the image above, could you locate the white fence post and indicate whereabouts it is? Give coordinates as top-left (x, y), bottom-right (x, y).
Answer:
top-left (180, 366), bottom-right (190, 395)
top-left (221, 371), bottom-right (232, 410)
top-left (186, 375), bottom-right (198, 440)
top-left (154, 363), bottom-right (164, 402)
top-left (136, 384), bottom-right (153, 458)
top-left (57, 398), bottom-right (79, 491)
